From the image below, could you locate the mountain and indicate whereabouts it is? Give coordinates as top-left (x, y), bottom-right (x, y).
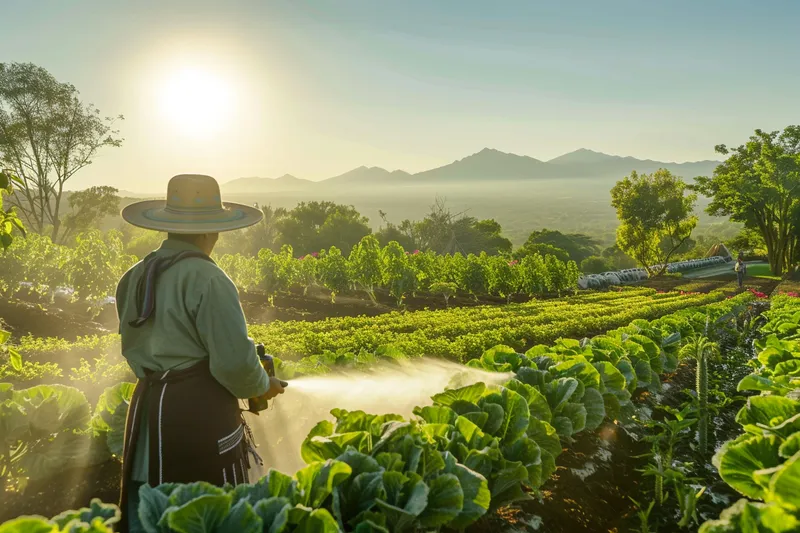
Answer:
top-left (321, 166), bottom-right (412, 185)
top-left (547, 148), bottom-right (719, 179)
top-left (220, 148), bottom-right (721, 192)
top-left (222, 174), bottom-right (314, 193)
top-left (412, 148), bottom-right (552, 181)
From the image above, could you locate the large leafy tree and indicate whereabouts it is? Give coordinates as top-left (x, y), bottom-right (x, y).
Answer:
top-left (0, 63), bottom-right (123, 243)
top-left (693, 126), bottom-right (800, 275)
top-left (277, 201), bottom-right (370, 256)
top-left (610, 169), bottom-right (697, 276)
top-left (60, 186), bottom-right (120, 244)
top-left (387, 198), bottom-right (512, 255)
top-left (515, 229), bottom-right (598, 263)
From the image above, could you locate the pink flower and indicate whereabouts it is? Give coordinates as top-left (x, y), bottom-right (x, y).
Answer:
top-left (413, 250), bottom-right (420, 255)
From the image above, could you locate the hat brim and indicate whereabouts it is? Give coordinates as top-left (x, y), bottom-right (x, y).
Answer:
top-left (121, 200), bottom-right (263, 234)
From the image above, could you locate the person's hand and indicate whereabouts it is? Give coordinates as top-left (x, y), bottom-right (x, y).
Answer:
top-left (265, 376), bottom-right (286, 400)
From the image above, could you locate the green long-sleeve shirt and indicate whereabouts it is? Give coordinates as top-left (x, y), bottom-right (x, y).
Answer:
top-left (116, 238), bottom-right (269, 482)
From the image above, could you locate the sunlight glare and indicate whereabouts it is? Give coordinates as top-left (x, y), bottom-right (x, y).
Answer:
top-left (158, 67), bottom-right (235, 138)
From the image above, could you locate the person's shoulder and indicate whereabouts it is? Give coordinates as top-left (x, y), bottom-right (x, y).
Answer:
top-left (118, 259), bottom-right (145, 286)
top-left (183, 255), bottom-right (227, 280)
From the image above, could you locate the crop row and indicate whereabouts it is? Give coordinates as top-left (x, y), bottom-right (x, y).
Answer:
top-left (0, 231), bottom-right (580, 306)
top-left (699, 295), bottom-right (800, 531)
top-left (0, 293), bottom-right (755, 532)
top-left (251, 289), bottom-right (727, 368)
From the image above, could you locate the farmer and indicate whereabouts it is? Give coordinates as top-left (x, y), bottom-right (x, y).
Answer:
top-left (115, 174), bottom-right (285, 532)
top-left (735, 254), bottom-right (747, 289)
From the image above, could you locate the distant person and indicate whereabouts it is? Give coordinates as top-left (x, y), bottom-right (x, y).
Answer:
top-left (735, 256), bottom-right (747, 289)
top-left (115, 174), bottom-right (286, 533)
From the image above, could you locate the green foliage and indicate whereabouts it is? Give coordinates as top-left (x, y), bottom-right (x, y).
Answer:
top-left (216, 253), bottom-right (261, 292)
top-left (61, 186), bottom-right (120, 244)
top-left (581, 255), bottom-right (613, 274)
top-left (0, 170), bottom-right (25, 251)
top-left (700, 296), bottom-right (800, 530)
top-left (349, 235), bottom-right (383, 303)
top-left (380, 242), bottom-right (417, 306)
top-left (90, 382), bottom-right (135, 457)
top-left (0, 383), bottom-right (101, 491)
top-left (278, 201), bottom-right (371, 257)
top-left (318, 247), bottom-right (350, 303)
top-left (679, 336), bottom-right (720, 456)
top-left (251, 289), bottom-right (728, 365)
top-left (611, 169), bottom-right (698, 276)
top-left (65, 230), bottom-right (136, 300)
top-left (0, 62), bottom-right (123, 244)
top-left (515, 229), bottom-right (599, 264)
top-left (694, 126), bottom-right (800, 275)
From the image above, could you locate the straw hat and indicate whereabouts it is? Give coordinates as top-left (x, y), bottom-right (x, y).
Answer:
top-left (121, 174), bottom-right (263, 233)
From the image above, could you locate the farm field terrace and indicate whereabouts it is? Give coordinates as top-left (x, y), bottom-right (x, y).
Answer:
top-left (0, 287), bottom-right (764, 531)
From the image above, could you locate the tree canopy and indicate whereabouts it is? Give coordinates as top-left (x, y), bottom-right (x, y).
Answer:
top-left (0, 63), bottom-right (123, 243)
top-left (514, 229), bottom-right (598, 263)
top-left (611, 168), bottom-right (697, 276)
top-left (693, 126), bottom-right (800, 275)
top-left (60, 186), bottom-right (120, 243)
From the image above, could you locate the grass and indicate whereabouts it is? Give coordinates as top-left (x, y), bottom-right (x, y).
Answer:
top-left (745, 263), bottom-right (781, 280)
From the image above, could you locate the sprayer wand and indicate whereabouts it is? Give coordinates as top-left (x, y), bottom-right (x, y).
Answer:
top-left (247, 343), bottom-right (289, 414)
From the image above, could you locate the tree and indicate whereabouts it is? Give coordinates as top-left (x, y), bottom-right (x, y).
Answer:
top-left (60, 186), bottom-right (120, 243)
top-left (277, 201), bottom-right (370, 256)
top-left (601, 244), bottom-right (637, 270)
top-left (318, 246), bottom-right (350, 303)
top-left (381, 241), bottom-right (417, 306)
top-left (348, 235), bottom-right (382, 302)
top-left (485, 255), bottom-right (520, 303)
top-left (513, 242), bottom-right (570, 262)
top-left (515, 229), bottom-right (599, 263)
top-left (0, 63), bottom-right (123, 243)
top-left (429, 281), bottom-right (458, 307)
top-left (0, 169), bottom-right (25, 250)
top-left (519, 253), bottom-right (548, 296)
top-left (256, 245), bottom-right (295, 305)
top-left (580, 256), bottom-right (613, 274)
top-left (611, 169), bottom-right (697, 276)
top-left (412, 197), bottom-right (512, 255)
top-left (693, 126), bottom-right (800, 275)
top-left (726, 228), bottom-right (766, 258)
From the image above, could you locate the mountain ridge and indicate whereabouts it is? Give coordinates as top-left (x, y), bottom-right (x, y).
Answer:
top-left (222, 148), bottom-right (721, 193)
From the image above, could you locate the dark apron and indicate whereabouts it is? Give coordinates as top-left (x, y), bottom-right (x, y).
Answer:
top-left (118, 361), bottom-right (253, 531)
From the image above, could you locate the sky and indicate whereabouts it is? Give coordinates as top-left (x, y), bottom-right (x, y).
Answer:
top-left (2, 0), bottom-right (799, 192)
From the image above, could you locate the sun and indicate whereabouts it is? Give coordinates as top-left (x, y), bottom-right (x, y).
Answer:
top-left (158, 67), bottom-right (235, 138)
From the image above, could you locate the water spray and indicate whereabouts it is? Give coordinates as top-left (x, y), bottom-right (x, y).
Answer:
top-left (243, 357), bottom-right (513, 476)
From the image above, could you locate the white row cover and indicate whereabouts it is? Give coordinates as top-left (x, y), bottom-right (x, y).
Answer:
top-left (577, 256), bottom-right (729, 290)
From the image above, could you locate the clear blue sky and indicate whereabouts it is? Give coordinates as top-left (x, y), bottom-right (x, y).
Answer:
top-left (2, 0), bottom-right (798, 192)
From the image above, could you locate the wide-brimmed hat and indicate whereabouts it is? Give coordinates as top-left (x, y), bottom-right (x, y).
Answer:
top-left (121, 174), bottom-right (263, 234)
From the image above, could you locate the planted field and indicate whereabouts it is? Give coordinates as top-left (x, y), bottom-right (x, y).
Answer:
top-left (8, 288), bottom-right (800, 533)
top-left (253, 288), bottom-right (727, 368)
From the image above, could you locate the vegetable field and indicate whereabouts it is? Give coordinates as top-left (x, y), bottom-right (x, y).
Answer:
top-left (5, 285), bottom-right (800, 532)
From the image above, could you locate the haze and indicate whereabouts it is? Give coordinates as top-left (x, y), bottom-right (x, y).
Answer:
top-left (2, 0), bottom-right (799, 193)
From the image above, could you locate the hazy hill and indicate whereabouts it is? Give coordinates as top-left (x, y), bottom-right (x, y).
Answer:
top-left (320, 166), bottom-right (413, 186)
top-left (546, 148), bottom-right (720, 179)
top-left (221, 148), bottom-right (721, 192)
top-left (412, 148), bottom-right (552, 181)
top-left (223, 174), bottom-right (314, 193)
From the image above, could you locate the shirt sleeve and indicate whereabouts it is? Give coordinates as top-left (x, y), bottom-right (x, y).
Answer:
top-left (195, 274), bottom-right (270, 399)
